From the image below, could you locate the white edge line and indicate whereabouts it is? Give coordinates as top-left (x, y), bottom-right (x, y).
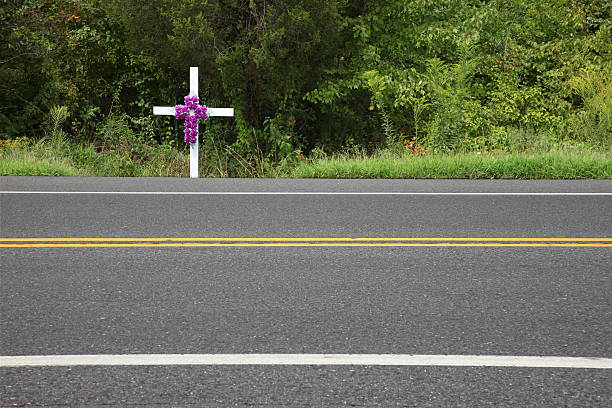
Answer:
top-left (1, 354), bottom-right (610, 369)
top-left (1, 191), bottom-right (611, 196)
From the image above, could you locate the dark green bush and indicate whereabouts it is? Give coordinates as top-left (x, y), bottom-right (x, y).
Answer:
top-left (1, 0), bottom-right (610, 171)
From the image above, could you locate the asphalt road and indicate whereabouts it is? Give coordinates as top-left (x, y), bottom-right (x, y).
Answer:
top-left (1, 177), bottom-right (611, 406)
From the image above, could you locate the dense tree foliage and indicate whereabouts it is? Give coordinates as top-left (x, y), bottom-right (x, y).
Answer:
top-left (1, 0), bottom-right (610, 167)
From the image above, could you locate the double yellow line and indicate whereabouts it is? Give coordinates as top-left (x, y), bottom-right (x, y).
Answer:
top-left (1, 237), bottom-right (611, 248)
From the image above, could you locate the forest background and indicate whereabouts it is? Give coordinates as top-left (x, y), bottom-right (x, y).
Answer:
top-left (1, 0), bottom-right (610, 178)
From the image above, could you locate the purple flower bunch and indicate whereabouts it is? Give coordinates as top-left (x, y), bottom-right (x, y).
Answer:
top-left (175, 95), bottom-right (208, 144)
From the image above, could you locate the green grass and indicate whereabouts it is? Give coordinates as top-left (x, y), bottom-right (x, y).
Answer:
top-left (0, 147), bottom-right (83, 176)
top-left (288, 151), bottom-right (612, 179)
top-left (2, 137), bottom-right (611, 179)
top-left (0, 138), bottom-right (190, 178)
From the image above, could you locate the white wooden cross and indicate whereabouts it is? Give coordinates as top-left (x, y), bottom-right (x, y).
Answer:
top-left (153, 67), bottom-right (234, 178)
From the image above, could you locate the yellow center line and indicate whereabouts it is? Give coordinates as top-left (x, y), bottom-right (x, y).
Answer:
top-left (2, 237), bottom-right (612, 242)
top-left (1, 243), bottom-right (611, 248)
top-left (2, 237), bottom-right (611, 248)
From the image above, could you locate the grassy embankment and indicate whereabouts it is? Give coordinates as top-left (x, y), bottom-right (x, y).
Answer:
top-left (0, 136), bottom-right (188, 177)
top-left (288, 150), bottom-right (612, 179)
top-left (2, 136), bottom-right (610, 179)
top-left (0, 141), bottom-right (81, 176)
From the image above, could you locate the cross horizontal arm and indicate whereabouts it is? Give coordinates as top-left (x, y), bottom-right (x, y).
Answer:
top-left (153, 106), bottom-right (175, 116)
top-left (208, 108), bottom-right (234, 117)
top-left (153, 107), bottom-right (234, 117)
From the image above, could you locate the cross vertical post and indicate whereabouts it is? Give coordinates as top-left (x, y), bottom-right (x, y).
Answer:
top-left (153, 67), bottom-right (234, 179)
top-left (189, 67), bottom-right (199, 178)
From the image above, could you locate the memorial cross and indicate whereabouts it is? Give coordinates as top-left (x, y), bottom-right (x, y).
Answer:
top-left (153, 67), bottom-right (234, 178)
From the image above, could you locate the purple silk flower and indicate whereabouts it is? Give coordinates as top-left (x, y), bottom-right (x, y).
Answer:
top-left (175, 95), bottom-right (208, 143)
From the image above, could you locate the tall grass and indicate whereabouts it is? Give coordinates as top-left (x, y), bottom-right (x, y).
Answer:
top-left (0, 147), bottom-right (82, 176)
top-left (288, 150), bottom-right (612, 179)
top-left (1, 103), bottom-right (609, 179)
top-left (3, 141), bottom-right (611, 179)
top-left (0, 136), bottom-right (190, 177)
top-left (0, 109), bottom-right (193, 177)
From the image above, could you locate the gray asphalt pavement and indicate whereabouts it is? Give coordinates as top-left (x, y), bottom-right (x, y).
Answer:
top-left (1, 177), bottom-right (611, 406)
top-left (2, 366), bottom-right (609, 407)
top-left (2, 175), bottom-right (612, 192)
top-left (1, 179), bottom-right (611, 238)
